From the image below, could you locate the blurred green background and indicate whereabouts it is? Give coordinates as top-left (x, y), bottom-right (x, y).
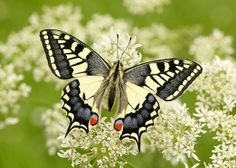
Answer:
top-left (0, 0), bottom-right (236, 167)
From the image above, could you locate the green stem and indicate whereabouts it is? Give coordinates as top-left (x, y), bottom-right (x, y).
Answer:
top-left (119, 157), bottom-right (136, 168)
top-left (186, 155), bottom-right (196, 166)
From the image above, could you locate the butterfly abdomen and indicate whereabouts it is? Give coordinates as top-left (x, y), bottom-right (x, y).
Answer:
top-left (108, 84), bottom-right (116, 111)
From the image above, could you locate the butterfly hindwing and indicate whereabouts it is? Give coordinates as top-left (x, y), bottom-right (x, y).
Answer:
top-left (40, 29), bottom-right (110, 79)
top-left (115, 82), bottom-right (159, 151)
top-left (61, 76), bottom-right (105, 135)
top-left (124, 59), bottom-right (202, 101)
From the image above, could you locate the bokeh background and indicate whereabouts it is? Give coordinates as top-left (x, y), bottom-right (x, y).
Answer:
top-left (0, 0), bottom-right (236, 167)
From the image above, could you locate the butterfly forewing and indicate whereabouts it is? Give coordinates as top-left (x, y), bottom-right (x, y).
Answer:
top-left (40, 29), bottom-right (110, 79)
top-left (124, 59), bottom-right (202, 101)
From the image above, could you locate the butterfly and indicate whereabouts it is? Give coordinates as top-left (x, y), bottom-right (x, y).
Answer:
top-left (40, 29), bottom-right (202, 151)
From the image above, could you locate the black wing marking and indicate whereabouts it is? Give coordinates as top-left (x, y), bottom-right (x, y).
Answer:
top-left (124, 58), bottom-right (202, 101)
top-left (40, 29), bottom-right (110, 79)
top-left (61, 79), bottom-right (100, 135)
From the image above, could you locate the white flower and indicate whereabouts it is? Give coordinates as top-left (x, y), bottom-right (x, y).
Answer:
top-left (189, 29), bottom-right (234, 62)
top-left (123, 0), bottom-right (171, 15)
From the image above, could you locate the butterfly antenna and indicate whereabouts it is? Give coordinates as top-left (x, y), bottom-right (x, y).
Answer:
top-left (116, 34), bottom-right (119, 60)
top-left (120, 36), bottom-right (132, 61)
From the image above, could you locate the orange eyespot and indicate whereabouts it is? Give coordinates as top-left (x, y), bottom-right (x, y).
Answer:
top-left (90, 114), bottom-right (98, 126)
top-left (114, 119), bottom-right (123, 131)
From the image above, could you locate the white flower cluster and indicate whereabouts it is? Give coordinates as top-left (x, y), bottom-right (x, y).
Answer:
top-left (205, 142), bottom-right (236, 168)
top-left (93, 29), bottom-right (142, 68)
top-left (86, 14), bottom-right (131, 42)
top-left (133, 24), bottom-right (201, 59)
top-left (0, 64), bottom-right (31, 129)
top-left (189, 30), bottom-right (236, 167)
top-left (42, 103), bottom-right (137, 167)
top-left (146, 101), bottom-right (205, 167)
top-left (133, 24), bottom-right (175, 58)
top-left (191, 58), bottom-right (236, 112)
top-left (123, 0), bottom-right (171, 15)
top-left (0, 4), bottom-right (84, 84)
top-left (189, 29), bottom-right (234, 62)
top-left (86, 14), bottom-right (142, 68)
top-left (190, 58), bottom-right (236, 167)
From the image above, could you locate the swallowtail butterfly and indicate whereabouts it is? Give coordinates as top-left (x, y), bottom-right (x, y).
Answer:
top-left (40, 29), bottom-right (202, 151)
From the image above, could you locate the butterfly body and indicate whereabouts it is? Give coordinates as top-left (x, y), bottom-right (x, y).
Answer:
top-left (91, 60), bottom-right (128, 114)
top-left (40, 29), bottom-right (202, 151)
top-left (104, 61), bottom-right (124, 111)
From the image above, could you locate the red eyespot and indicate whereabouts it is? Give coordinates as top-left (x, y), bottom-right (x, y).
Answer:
top-left (90, 114), bottom-right (98, 126)
top-left (114, 119), bottom-right (123, 131)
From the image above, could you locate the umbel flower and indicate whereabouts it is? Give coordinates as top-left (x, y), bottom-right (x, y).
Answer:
top-left (86, 14), bottom-right (132, 42)
top-left (133, 24), bottom-right (201, 59)
top-left (189, 29), bottom-right (234, 62)
top-left (93, 28), bottom-right (142, 69)
top-left (189, 30), bottom-right (236, 167)
top-left (123, 0), bottom-right (171, 15)
top-left (85, 14), bottom-right (142, 68)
